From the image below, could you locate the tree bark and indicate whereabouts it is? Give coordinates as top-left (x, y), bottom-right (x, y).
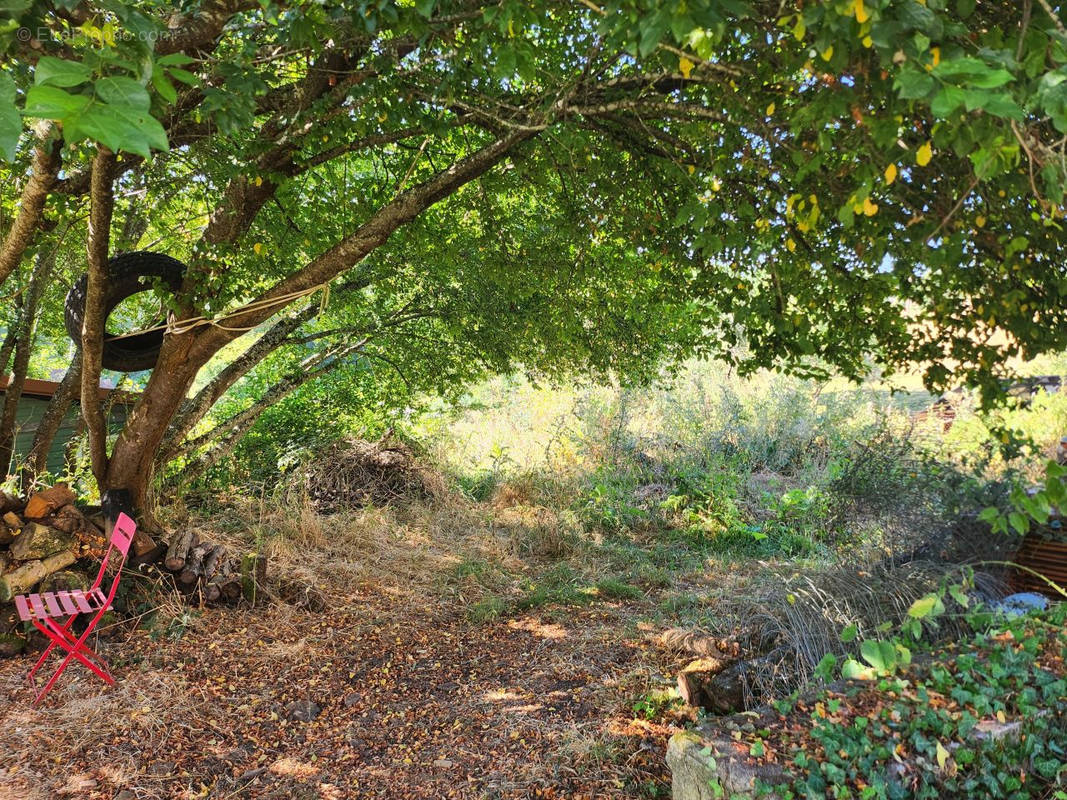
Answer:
top-left (0, 246), bottom-right (57, 474)
top-left (80, 148), bottom-right (117, 486)
top-left (0, 125), bottom-right (61, 293)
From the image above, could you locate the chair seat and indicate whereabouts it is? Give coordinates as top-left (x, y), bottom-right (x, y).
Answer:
top-left (14, 588), bottom-right (110, 622)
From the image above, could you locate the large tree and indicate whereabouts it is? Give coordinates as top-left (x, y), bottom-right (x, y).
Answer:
top-left (1, 0), bottom-right (1066, 530)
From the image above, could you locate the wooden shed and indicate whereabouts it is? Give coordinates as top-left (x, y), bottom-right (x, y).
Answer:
top-left (0, 376), bottom-right (137, 475)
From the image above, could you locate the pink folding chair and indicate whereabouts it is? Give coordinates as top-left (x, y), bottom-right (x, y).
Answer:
top-left (13, 512), bottom-right (137, 703)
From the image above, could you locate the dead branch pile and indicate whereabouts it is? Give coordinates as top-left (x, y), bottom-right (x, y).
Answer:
top-left (295, 435), bottom-right (445, 513)
top-left (668, 559), bottom-right (1009, 714)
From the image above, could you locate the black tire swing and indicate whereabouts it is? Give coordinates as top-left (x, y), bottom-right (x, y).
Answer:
top-left (64, 251), bottom-right (186, 373)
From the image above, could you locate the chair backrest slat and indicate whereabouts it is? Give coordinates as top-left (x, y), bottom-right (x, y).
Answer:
top-left (110, 513), bottom-right (137, 557)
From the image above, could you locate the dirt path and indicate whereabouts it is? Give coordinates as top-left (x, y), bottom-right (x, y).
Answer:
top-left (0, 586), bottom-right (682, 799)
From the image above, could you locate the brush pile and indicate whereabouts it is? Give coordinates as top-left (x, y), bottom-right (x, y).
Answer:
top-left (296, 435), bottom-right (444, 513)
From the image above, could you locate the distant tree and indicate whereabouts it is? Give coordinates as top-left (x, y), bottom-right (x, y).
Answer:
top-left (0, 1), bottom-right (1065, 524)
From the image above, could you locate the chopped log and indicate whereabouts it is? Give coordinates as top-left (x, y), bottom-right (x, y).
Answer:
top-left (9, 522), bottom-right (74, 561)
top-left (24, 484), bottom-right (76, 519)
top-left (203, 578), bottom-right (222, 603)
top-left (0, 524), bottom-right (13, 547)
top-left (165, 530), bottom-right (197, 572)
top-left (202, 544), bottom-right (225, 582)
top-left (179, 543), bottom-right (211, 585)
top-left (658, 628), bottom-right (742, 659)
top-left (0, 550), bottom-right (77, 602)
top-left (50, 504), bottom-right (86, 534)
top-left (2, 511), bottom-right (21, 528)
top-left (240, 552), bottom-right (267, 605)
top-left (677, 657), bottom-right (730, 708)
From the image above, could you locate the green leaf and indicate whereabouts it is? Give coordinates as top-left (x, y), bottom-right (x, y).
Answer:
top-left (859, 639), bottom-right (897, 674)
top-left (95, 77), bottom-right (151, 111)
top-left (1008, 511), bottom-right (1029, 535)
top-left (151, 71), bottom-right (177, 104)
top-left (166, 68), bottom-right (201, 87)
top-left (931, 85), bottom-right (966, 116)
top-left (841, 657), bottom-right (876, 680)
top-left (948, 583), bottom-right (970, 609)
top-left (907, 593), bottom-right (945, 619)
top-left (840, 623), bottom-right (859, 643)
top-left (22, 85), bottom-right (90, 118)
top-left (34, 56), bottom-right (92, 88)
top-left (0, 72), bottom-right (19, 162)
top-left (67, 102), bottom-right (168, 157)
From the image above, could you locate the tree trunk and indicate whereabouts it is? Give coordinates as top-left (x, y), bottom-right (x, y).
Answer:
top-left (0, 124), bottom-right (61, 293)
top-left (80, 148), bottom-right (117, 486)
top-left (0, 246), bottom-right (57, 474)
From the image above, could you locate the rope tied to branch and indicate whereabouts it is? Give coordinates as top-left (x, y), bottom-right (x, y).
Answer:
top-left (105, 279), bottom-right (334, 341)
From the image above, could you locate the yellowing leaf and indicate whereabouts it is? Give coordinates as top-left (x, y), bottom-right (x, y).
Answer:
top-left (821, 44), bottom-right (834, 61)
top-left (254, 176), bottom-right (263, 187)
top-left (766, 102), bottom-right (776, 115)
top-left (862, 35), bottom-right (873, 48)
top-left (854, 0), bottom-right (870, 23)
top-left (863, 197), bottom-right (878, 216)
top-left (884, 163), bottom-right (897, 185)
top-left (975, 214), bottom-right (986, 228)
top-left (931, 46), bottom-right (940, 67)
top-left (793, 15), bottom-right (806, 41)
top-left (253, 242), bottom-right (263, 255)
top-left (679, 56), bottom-right (694, 79)
top-left (996, 710), bottom-right (1007, 723)
top-left (916, 141), bottom-right (932, 166)
top-left (687, 164), bottom-right (695, 175)
top-left (936, 741), bottom-right (950, 770)
top-left (786, 237), bottom-right (796, 252)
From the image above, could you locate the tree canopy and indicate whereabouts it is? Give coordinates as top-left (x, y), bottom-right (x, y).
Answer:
top-left (0, 0), bottom-right (1066, 510)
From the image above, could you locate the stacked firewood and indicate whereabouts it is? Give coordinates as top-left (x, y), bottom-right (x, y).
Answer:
top-left (0, 484), bottom-right (107, 604)
top-left (162, 529), bottom-right (244, 603)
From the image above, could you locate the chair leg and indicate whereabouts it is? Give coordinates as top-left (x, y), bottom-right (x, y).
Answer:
top-left (30, 616), bottom-right (114, 704)
top-left (27, 615), bottom-right (77, 681)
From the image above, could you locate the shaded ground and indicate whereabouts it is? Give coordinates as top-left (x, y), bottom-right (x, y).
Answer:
top-left (0, 582), bottom-right (683, 800)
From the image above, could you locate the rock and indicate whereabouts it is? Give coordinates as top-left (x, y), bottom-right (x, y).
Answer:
top-left (24, 484), bottom-right (76, 520)
top-left (284, 699), bottom-right (321, 722)
top-left (9, 522), bottom-right (74, 561)
top-left (146, 761), bottom-right (175, 776)
top-left (343, 692), bottom-right (361, 708)
top-left (0, 525), bottom-right (12, 547)
top-left (667, 725), bottom-right (788, 800)
top-left (114, 791), bottom-right (135, 800)
top-left (433, 759), bottom-right (454, 768)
